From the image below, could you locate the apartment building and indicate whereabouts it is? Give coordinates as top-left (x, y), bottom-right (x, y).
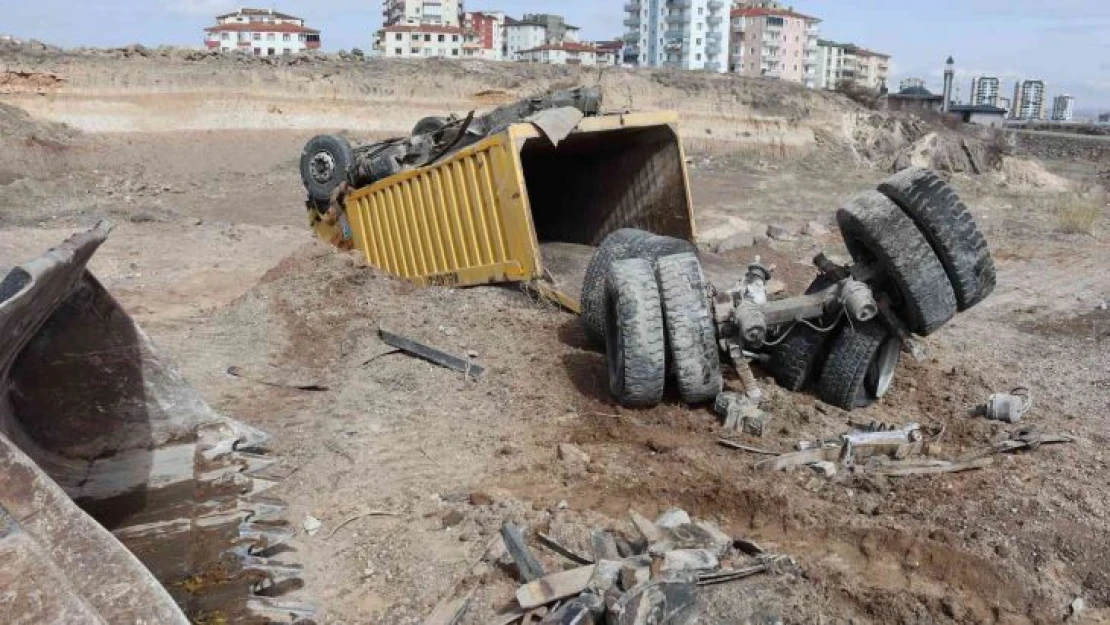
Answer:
top-left (462, 11), bottom-right (504, 60)
top-left (593, 40), bottom-right (625, 66)
top-left (380, 24), bottom-right (465, 58)
top-left (729, 6), bottom-right (820, 86)
top-left (518, 42), bottom-right (601, 66)
top-left (522, 13), bottom-right (580, 44)
top-left (1051, 94), bottom-right (1075, 121)
top-left (1015, 79), bottom-right (1047, 120)
top-left (815, 40), bottom-right (889, 90)
top-left (970, 76), bottom-right (1000, 106)
top-left (504, 17), bottom-right (548, 60)
top-left (624, 0), bottom-right (731, 73)
top-left (203, 8), bottom-right (320, 55)
top-left (382, 0), bottom-right (463, 27)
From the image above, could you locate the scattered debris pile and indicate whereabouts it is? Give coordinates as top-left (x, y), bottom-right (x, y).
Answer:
top-left (429, 509), bottom-right (796, 624)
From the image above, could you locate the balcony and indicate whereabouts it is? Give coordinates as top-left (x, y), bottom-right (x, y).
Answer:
top-left (666, 11), bottom-right (690, 24)
top-left (707, 0), bottom-right (724, 10)
top-left (624, 16), bottom-right (641, 28)
top-left (625, 32), bottom-right (641, 42)
top-left (706, 14), bottom-right (722, 27)
top-left (623, 1), bottom-right (640, 10)
top-left (664, 28), bottom-right (685, 39)
top-left (706, 42), bottom-right (721, 55)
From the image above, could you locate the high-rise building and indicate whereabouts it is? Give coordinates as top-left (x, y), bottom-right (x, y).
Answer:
top-left (729, 6), bottom-right (820, 87)
top-left (1018, 79), bottom-right (1046, 120)
top-left (1051, 94), bottom-right (1075, 121)
top-left (970, 76), bottom-right (1000, 106)
top-left (382, 0), bottom-right (463, 27)
top-left (996, 96), bottom-right (1011, 116)
top-left (942, 56), bottom-right (954, 113)
top-left (1010, 80), bottom-right (1023, 119)
top-left (815, 40), bottom-right (890, 91)
top-left (623, 0), bottom-right (731, 73)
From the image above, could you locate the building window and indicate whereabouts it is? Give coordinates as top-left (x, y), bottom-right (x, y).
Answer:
top-left (283, 48), bottom-right (291, 56)
top-left (395, 33), bottom-right (403, 41)
top-left (698, 7), bottom-right (703, 14)
top-left (221, 33), bottom-right (229, 40)
top-left (424, 34), bottom-right (431, 41)
top-left (696, 38), bottom-right (702, 44)
top-left (452, 34), bottom-right (459, 41)
top-left (395, 47), bottom-right (402, 55)
top-left (412, 47), bottom-right (419, 54)
top-left (267, 47), bottom-right (275, 55)
top-left (438, 34), bottom-right (445, 42)
top-left (253, 33), bottom-right (261, 41)
top-left (267, 33), bottom-right (275, 41)
top-left (253, 47), bottom-right (261, 55)
top-left (284, 33), bottom-right (291, 41)
top-left (452, 49), bottom-right (459, 56)
top-left (696, 53), bottom-right (701, 60)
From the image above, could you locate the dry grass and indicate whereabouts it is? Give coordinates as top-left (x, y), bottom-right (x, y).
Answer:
top-left (1055, 192), bottom-right (1106, 234)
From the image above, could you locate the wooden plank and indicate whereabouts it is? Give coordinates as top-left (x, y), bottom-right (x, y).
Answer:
top-left (870, 457), bottom-right (993, 477)
top-left (516, 565), bottom-right (596, 609)
top-left (501, 522), bottom-right (546, 582)
top-left (422, 589), bottom-right (474, 625)
top-left (378, 327), bottom-right (484, 378)
top-left (716, 438), bottom-right (780, 456)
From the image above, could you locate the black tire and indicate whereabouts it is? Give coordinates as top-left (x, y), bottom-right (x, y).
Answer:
top-left (817, 321), bottom-right (902, 410)
top-left (877, 167), bottom-right (996, 311)
top-left (605, 258), bottom-right (667, 407)
top-left (837, 191), bottom-right (957, 336)
top-left (300, 134), bottom-right (353, 204)
top-left (582, 229), bottom-right (654, 346)
top-left (634, 234), bottom-right (698, 263)
top-left (413, 116), bottom-right (449, 136)
top-left (766, 275), bottom-right (839, 391)
top-left (657, 253), bottom-right (722, 404)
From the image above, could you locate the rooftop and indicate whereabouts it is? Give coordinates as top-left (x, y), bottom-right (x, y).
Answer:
top-left (217, 7), bottom-right (301, 21)
top-left (950, 104), bottom-right (1008, 114)
top-left (380, 24), bottom-right (465, 34)
top-left (519, 42), bottom-right (600, 54)
top-left (730, 7), bottom-right (820, 21)
top-left (205, 22), bottom-right (318, 33)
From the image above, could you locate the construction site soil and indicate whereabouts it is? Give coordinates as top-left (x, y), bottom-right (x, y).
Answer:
top-left (1, 47), bottom-right (1109, 624)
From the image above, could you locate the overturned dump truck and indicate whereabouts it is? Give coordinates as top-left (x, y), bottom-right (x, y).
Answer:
top-left (0, 225), bottom-right (312, 623)
top-left (299, 87), bottom-right (995, 412)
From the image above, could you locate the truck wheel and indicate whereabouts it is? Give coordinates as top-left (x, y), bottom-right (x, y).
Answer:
top-left (877, 167), bottom-right (996, 310)
top-left (605, 258), bottom-right (666, 407)
top-left (766, 275), bottom-right (839, 391)
top-left (837, 191), bottom-right (957, 336)
top-left (657, 253), bottom-right (721, 404)
top-left (412, 116), bottom-right (449, 136)
top-left (634, 234), bottom-right (697, 263)
top-left (582, 229), bottom-right (653, 346)
top-left (300, 134), bottom-right (353, 205)
top-left (817, 321), bottom-right (901, 410)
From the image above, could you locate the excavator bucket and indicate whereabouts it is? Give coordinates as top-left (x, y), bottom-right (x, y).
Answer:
top-left (0, 225), bottom-right (311, 623)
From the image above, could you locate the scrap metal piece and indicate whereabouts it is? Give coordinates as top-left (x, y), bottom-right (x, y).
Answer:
top-left (501, 522), bottom-right (547, 583)
top-left (981, 387), bottom-right (1033, 423)
top-left (378, 327), bottom-right (484, 378)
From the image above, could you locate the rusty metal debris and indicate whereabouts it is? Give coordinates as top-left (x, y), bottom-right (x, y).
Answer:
top-left (378, 327), bottom-right (485, 379)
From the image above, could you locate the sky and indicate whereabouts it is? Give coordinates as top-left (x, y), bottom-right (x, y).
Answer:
top-left (5, 1), bottom-right (1109, 111)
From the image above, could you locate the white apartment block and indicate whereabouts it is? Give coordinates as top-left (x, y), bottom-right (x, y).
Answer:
top-left (382, 0), bottom-right (462, 27)
top-left (204, 8), bottom-right (320, 55)
top-left (816, 40), bottom-right (889, 91)
top-left (624, 0), bottom-right (731, 73)
top-left (729, 6), bottom-right (819, 87)
top-left (1051, 94), bottom-right (1075, 121)
top-left (970, 76), bottom-right (1000, 106)
top-left (1017, 80), bottom-right (1046, 120)
top-left (505, 18), bottom-right (547, 60)
top-left (379, 24), bottom-right (464, 58)
top-left (518, 43), bottom-right (601, 66)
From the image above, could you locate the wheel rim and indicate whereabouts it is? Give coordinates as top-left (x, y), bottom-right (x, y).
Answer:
top-left (866, 335), bottom-right (901, 399)
top-left (309, 150), bottom-right (336, 184)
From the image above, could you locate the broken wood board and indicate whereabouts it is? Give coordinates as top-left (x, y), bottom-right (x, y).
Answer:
top-left (754, 446), bottom-right (841, 471)
top-left (516, 565), bottom-right (596, 609)
top-left (868, 456), bottom-right (993, 477)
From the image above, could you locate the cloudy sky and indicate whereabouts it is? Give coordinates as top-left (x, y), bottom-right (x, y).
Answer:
top-left (6, 0), bottom-right (1109, 110)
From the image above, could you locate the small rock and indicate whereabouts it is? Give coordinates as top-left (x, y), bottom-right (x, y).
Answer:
top-left (661, 548), bottom-right (719, 573)
top-left (809, 461), bottom-right (837, 478)
top-left (555, 500), bottom-right (569, 511)
top-left (468, 492), bottom-right (493, 506)
top-left (714, 232), bottom-right (755, 252)
top-left (441, 509), bottom-right (465, 528)
top-left (803, 221), bottom-right (830, 236)
top-left (302, 514), bottom-right (322, 536)
top-left (1068, 597), bottom-right (1085, 620)
top-left (766, 224), bottom-right (796, 242)
top-left (656, 508), bottom-right (691, 529)
top-left (128, 212), bottom-right (158, 223)
top-left (558, 443), bottom-right (591, 465)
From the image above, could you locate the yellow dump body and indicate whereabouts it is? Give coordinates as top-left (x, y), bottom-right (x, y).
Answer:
top-left (317, 112), bottom-right (695, 290)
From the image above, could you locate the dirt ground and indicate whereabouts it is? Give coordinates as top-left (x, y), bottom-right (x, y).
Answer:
top-left (2, 52), bottom-right (1110, 624)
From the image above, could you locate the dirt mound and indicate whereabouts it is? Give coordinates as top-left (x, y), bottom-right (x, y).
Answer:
top-left (888, 130), bottom-right (1001, 175)
top-left (0, 101), bottom-right (80, 146)
top-left (993, 156), bottom-right (1075, 192)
